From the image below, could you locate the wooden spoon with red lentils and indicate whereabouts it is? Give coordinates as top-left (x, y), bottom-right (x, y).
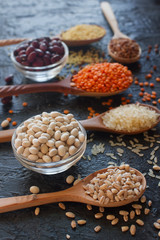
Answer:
top-left (101, 2), bottom-right (141, 64)
top-left (0, 165), bottom-right (146, 213)
top-left (0, 63), bottom-right (133, 98)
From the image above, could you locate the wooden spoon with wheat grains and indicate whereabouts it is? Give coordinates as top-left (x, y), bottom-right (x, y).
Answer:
top-left (0, 166), bottom-right (146, 213)
top-left (0, 103), bottom-right (159, 143)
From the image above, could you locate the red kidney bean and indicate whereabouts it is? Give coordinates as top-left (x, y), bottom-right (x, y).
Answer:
top-left (1, 96), bottom-right (12, 104)
top-left (5, 74), bottom-right (14, 83)
top-left (14, 37), bottom-right (65, 67)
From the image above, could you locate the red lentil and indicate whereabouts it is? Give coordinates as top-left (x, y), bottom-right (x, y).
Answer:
top-left (139, 82), bottom-right (144, 87)
top-left (152, 101), bottom-right (157, 105)
top-left (156, 77), bottom-right (160, 82)
top-left (63, 110), bottom-right (70, 114)
top-left (150, 83), bottom-right (154, 87)
top-left (22, 102), bottom-right (28, 107)
top-left (6, 117), bottom-right (12, 122)
top-left (145, 73), bottom-right (152, 79)
top-left (72, 62), bottom-right (133, 93)
top-left (8, 110), bottom-right (13, 114)
top-left (158, 99), bottom-right (160, 104)
top-left (144, 82), bottom-right (149, 86)
top-left (12, 121), bottom-right (17, 126)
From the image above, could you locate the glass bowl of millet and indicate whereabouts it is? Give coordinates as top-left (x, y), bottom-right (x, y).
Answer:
top-left (11, 37), bottom-right (69, 82)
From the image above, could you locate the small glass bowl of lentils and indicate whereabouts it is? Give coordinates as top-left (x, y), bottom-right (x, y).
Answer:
top-left (11, 37), bottom-right (69, 82)
top-left (11, 111), bottom-right (87, 175)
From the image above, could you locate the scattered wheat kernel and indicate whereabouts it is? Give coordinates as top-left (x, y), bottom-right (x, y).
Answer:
top-left (71, 220), bottom-right (76, 229)
top-left (132, 204), bottom-right (142, 209)
top-left (99, 207), bottom-right (105, 213)
top-left (77, 220), bottom-right (86, 225)
top-left (106, 214), bottom-right (115, 220)
top-left (153, 165), bottom-right (160, 171)
top-left (95, 212), bottom-right (103, 219)
top-left (35, 207), bottom-right (40, 216)
top-left (66, 175), bottom-right (75, 184)
top-left (121, 226), bottom-right (129, 232)
top-left (66, 212), bottom-right (75, 219)
top-left (136, 219), bottom-right (144, 226)
top-left (154, 222), bottom-right (160, 230)
top-left (157, 219), bottom-right (160, 224)
top-left (130, 210), bottom-right (135, 220)
top-left (111, 218), bottom-right (119, 225)
top-left (144, 208), bottom-right (150, 215)
top-left (86, 204), bottom-right (92, 211)
top-left (130, 224), bottom-right (136, 236)
top-left (123, 215), bottom-right (128, 222)
top-left (135, 209), bottom-right (141, 215)
top-left (94, 225), bottom-right (102, 233)
top-left (66, 234), bottom-right (70, 239)
top-left (30, 186), bottom-right (40, 194)
top-left (140, 195), bottom-right (146, 203)
top-left (148, 200), bottom-right (152, 207)
top-left (119, 210), bottom-right (129, 216)
top-left (58, 202), bottom-right (66, 210)
top-left (73, 179), bottom-right (81, 185)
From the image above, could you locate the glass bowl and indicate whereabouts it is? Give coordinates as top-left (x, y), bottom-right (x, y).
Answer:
top-left (11, 120), bottom-right (87, 175)
top-left (10, 40), bottom-right (69, 82)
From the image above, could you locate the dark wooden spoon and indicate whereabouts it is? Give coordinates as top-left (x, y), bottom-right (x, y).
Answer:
top-left (0, 166), bottom-right (146, 213)
top-left (0, 103), bottom-right (159, 143)
top-left (0, 75), bottom-right (133, 98)
top-left (101, 2), bottom-right (141, 64)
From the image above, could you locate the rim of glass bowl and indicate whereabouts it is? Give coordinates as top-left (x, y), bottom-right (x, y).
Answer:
top-left (11, 120), bottom-right (87, 168)
top-left (10, 41), bottom-right (69, 71)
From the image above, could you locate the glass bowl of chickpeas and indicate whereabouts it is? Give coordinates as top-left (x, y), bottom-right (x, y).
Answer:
top-left (10, 37), bottom-right (69, 82)
top-left (11, 111), bottom-right (87, 175)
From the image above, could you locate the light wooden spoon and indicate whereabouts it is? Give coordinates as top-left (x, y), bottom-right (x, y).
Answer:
top-left (101, 2), bottom-right (141, 64)
top-left (0, 103), bottom-right (159, 143)
top-left (0, 166), bottom-right (146, 213)
top-left (0, 75), bottom-right (133, 98)
top-left (0, 25), bottom-right (106, 48)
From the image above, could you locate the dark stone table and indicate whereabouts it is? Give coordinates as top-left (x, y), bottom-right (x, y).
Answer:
top-left (0, 0), bottom-right (160, 239)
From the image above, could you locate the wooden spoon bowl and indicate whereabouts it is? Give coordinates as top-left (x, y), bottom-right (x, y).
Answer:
top-left (0, 166), bottom-right (146, 213)
top-left (101, 2), bottom-right (141, 64)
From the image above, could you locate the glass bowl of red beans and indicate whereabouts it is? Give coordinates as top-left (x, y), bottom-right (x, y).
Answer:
top-left (11, 37), bottom-right (69, 82)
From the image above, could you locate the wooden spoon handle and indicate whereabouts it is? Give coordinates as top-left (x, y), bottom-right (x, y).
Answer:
top-left (0, 129), bottom-right (14, 143)
top-left (0, 38), bottom-right (28, 47)
top-left (0, 188), bottom-right (80, 213)
top-left (101, 2), bottom-right (127, 38)
top-left (0, 82), bottom-right (66, 98)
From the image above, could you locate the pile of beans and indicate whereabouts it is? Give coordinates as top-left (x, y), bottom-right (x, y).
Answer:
top-left (109, 38), bottom-right (140, 59)
top-left (13, 37), bottom-right (65, 67)
top-left (14, 111), bottom-right (85, 163)
top-left (84, 165), bottom-right (144, 204)
top-left (71, 62), bottom-right (133, 93)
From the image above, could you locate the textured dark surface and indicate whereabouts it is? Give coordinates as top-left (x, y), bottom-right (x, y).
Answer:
top-left (0, 0), bottom-right (160, 239)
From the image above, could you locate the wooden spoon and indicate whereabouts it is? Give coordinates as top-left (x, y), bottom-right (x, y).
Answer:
top-left (101, 2), bottom-right (141, 64)
top-left (0, 103), bottom-right (159, 143)
top-left (0, 75), bottom-right (132, 98)
top-left (0, 25), bottom-right (106, 47)
top-left (0, 166), bottom-right (146, 213)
